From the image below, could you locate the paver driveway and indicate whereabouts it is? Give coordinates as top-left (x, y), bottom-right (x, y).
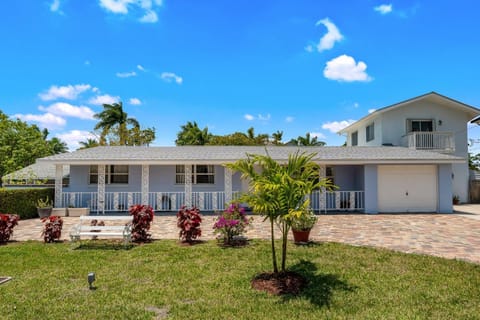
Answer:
top-left (9, 205), bottom-right (480, 264)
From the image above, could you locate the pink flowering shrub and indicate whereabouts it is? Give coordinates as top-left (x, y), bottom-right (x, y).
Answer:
top-left (41, 215), bottom-right (63, 243)
top-left (129, 204), bottom-right (154, 242)
top-left (177, 206), bottom-right (202, 243)
top-left (0, 213), bottom-right (20, 243)
top-left (213, 203), bottom-right (252, 245)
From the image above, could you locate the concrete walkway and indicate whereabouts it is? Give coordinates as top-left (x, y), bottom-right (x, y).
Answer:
top-left (9, 204), bottom-right (480, 264)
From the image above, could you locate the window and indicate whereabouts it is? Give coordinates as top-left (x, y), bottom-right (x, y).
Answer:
top-left (326, 166), bottom-right (334, 185)
top-left (351, 131), bottom-right (358, 146)
top-left (407, 119), bottom-right (434, 132)
top-left (89, 165), bottom-right (129, 184)
top-left (176, 165), bottom-right (215, 184)
top-left (366, 123), bottom-right (375, 142)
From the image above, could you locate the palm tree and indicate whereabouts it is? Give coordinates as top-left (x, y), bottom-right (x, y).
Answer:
top-left (78, 138), bottom-right (99, 150)
top-left (226, 151), bottom-right (333, 273)
top-left (94, 102), bottom-right (139, 146)
top-left (175, 121), bottom-right (211, 145)
top-left (48, 137), bottom-right (68, 154)
top-left (271, 130), bottom-right (283, 145)
top-left (290, 132), bottom-right (326, 146)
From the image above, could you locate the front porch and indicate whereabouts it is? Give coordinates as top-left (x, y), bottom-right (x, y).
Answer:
top-left (59, 190), bottom-right (365, 213)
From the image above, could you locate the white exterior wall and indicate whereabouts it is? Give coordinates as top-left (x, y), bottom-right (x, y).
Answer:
top-left (345, 99), bottom-right (472, 202)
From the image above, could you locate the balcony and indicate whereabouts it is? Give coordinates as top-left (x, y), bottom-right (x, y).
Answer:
top-left (402, 131), bottom-right (455, 153)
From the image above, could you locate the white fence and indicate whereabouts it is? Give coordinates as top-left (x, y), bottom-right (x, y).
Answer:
top-left (310, 190), bottom-right (365, 212)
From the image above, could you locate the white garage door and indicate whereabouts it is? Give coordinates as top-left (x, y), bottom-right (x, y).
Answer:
top-left (378, 165), bottom-right (438, 213)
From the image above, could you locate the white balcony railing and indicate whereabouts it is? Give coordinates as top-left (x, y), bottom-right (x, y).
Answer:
top-left (60, 190), bottom-right (363, 213)
top-left (402, 131), bottom-right (455, 153)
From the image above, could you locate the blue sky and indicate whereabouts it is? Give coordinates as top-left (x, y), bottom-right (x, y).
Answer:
top-left (2, 0), bottom-right (480, 151)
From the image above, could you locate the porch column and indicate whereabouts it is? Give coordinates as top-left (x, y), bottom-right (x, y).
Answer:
top-left (54, 164), bottom-right (63, 208)
top-left (184, 164), bottom-right (192, 207)
top-left (224, 167), bottom-right (233, 205)
top-left (97, 165), bottom-right (106, 214)
top-left (141, 164), bottom-right (149, 205)
top-left (319, 165), bottom-right (326, 212)
top-left (364, 165), bottom-right (378, 214)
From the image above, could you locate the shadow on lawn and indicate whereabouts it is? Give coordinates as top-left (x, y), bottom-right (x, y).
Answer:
top-left (285, 259), bottom-right (356, 308)
top-left (72, 240), bottom-right (135, 251)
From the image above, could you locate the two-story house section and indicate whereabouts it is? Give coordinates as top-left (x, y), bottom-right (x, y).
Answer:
top-left (339, 92), bottom-right (480, 204)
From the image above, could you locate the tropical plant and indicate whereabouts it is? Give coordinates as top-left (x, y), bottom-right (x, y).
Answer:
top-left (0, 213), bottom-right (19, 243)
top-left (78, 138), bottom-right (99, 149)
top-left (129, 204), bottom-right (154, 242)
top-left (226, 151), bottom-right (334, 273)
top-left (213, 202), bottom-right (252, 245)
top-left (94, 102), bottom-right (140, 145)
top-left (175, 121), bottom-right (212, 145)
top-left (41, 215), bottom-right (63, 243)
top-left (271, 130), bottom-right (284, 145)
top-left (288, 132), bottom-right (326, 146)
top-left (177, 206), bottom-right (202, 243)
top-left (36, 196), bottom-right (53, 208)
top-left (290, 209), bottom-right (317, 231)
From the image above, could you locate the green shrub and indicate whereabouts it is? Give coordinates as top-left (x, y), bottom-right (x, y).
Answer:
top-left (0, 188), bottom-right (54, 219)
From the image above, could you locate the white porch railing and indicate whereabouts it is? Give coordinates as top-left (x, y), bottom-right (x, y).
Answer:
top-left (402, 131), bottom-right (455, 153)
top-left (60, 191), bottom-right (241, 213)
top-left (310, 190), bottom-right (364, 212)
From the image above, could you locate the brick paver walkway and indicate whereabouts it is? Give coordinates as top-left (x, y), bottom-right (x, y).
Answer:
top-left (9, 205), bottom-right (480, 264)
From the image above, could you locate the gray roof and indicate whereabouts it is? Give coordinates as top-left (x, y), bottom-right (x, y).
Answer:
top-left (2, 162), bottom-right (70, 180)
top-left (36, 146), bottom-right (465, 165)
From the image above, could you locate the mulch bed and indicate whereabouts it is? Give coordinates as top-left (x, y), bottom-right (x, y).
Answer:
top-left (251, 271), bottom-right (306, 295)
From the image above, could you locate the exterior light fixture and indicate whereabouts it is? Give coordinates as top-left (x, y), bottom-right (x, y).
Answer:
top-left (88, 272), bottom-right (96, 289)
top-left (438, 120), bottom-right (443, 126)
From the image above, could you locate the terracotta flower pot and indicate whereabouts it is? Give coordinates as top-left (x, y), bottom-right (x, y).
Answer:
top-left (292, 229), bottom-right (311, 244)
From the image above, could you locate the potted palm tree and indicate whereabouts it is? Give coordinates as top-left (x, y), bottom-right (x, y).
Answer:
top-left (37, 196), bottom-right (53, 218)
top-left (290, 209), bottom-right (317, 244)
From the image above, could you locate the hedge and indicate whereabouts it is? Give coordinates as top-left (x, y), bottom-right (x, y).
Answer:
top-left (0, 188), bottom-right (54, 219)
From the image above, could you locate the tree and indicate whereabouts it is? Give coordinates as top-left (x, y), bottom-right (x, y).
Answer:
top-left (127, 126), bottom-right (156, 146)
top-left (0, 111), bottom-right (55, 179)
top-left (48, 137), bottom-right (68, 154)
top-left (94, 102), bottom-right (140, 145)
top-left (469, 153), bottom-right (480, 171)
top-left (78, 138), bottom-right (99, 150)
top-left (288, 132), bottom-right (326, 146)
top-left (271, 130), bottom-right (283, 145)
top-left (175, 121), bottom-right (212, 145)
top-left (226, 151), bottom-right (333, 273)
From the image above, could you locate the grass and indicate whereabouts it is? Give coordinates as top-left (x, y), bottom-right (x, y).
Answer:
top-left (1, 240), bottom-right (480, 319)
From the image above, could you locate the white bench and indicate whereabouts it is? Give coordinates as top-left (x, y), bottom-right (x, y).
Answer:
top-left (69, 215), bottom-right (133, 246)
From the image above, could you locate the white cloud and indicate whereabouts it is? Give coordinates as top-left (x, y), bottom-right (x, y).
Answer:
top-left (140, 10), bottom-right (158, 23)
top-left (50, 0), bottom-right (62, 12)
top-left (285, 116), bottom-right (295, 123)
top-left (88, 94), bottom-right (120, 105)
top-left (116, 71), bottom-right (137, 78)
top-left (13, 113), bottom-right (66, 129)
top-left (374, 4), bottom-right (393, 15)
top-left (137, 64), bottom-right (145, 71)
top-left (304, 45), bottom-right (314, 53)
top-left (244, 114), bottom-right (270, 122)
top-left (315, 18), bottom-right (344, 52)
top-left (322, 120), bottom-right (356, 133)
top-left (129, 98), bottom-right (142, 105)
top-left (55, 130), bottom-right (97, 151)
top-left (39, 84), bottom-right (92, 101)
top-left (310, 132), bottom-right (327, 139)
top-left (368, 109), bottom-right (377, 114)
top-left (38, 102), bottom-right (95, 120)
top-left (99, 0), bottom-right (163, 23)
top-left (84, 60), bottom-right (91, 66)
top-left (161, 72), bottom-right (183, 84)
top-left (324, 54), bottom-right (372, 82)
top-left (353, 102), bottom-right (359, 108)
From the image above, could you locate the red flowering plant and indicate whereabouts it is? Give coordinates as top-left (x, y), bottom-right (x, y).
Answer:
top-left (0, 213), bottom-right (20, 243)
top-left (129, 204), bottom-right (154, 242)
top-left (213, 202), bottom-right (252, 246)
top-left (177, 206), bottom-right (202, 243)
top-left (41, 215), bottom-right (63, 243)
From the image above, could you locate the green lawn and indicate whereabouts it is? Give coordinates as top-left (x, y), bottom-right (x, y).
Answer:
top-left (1, 240), bottom-right (479, 319)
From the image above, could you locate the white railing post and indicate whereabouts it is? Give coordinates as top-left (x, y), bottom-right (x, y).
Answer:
top-left (54, 164), bottom-right (63, 208)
